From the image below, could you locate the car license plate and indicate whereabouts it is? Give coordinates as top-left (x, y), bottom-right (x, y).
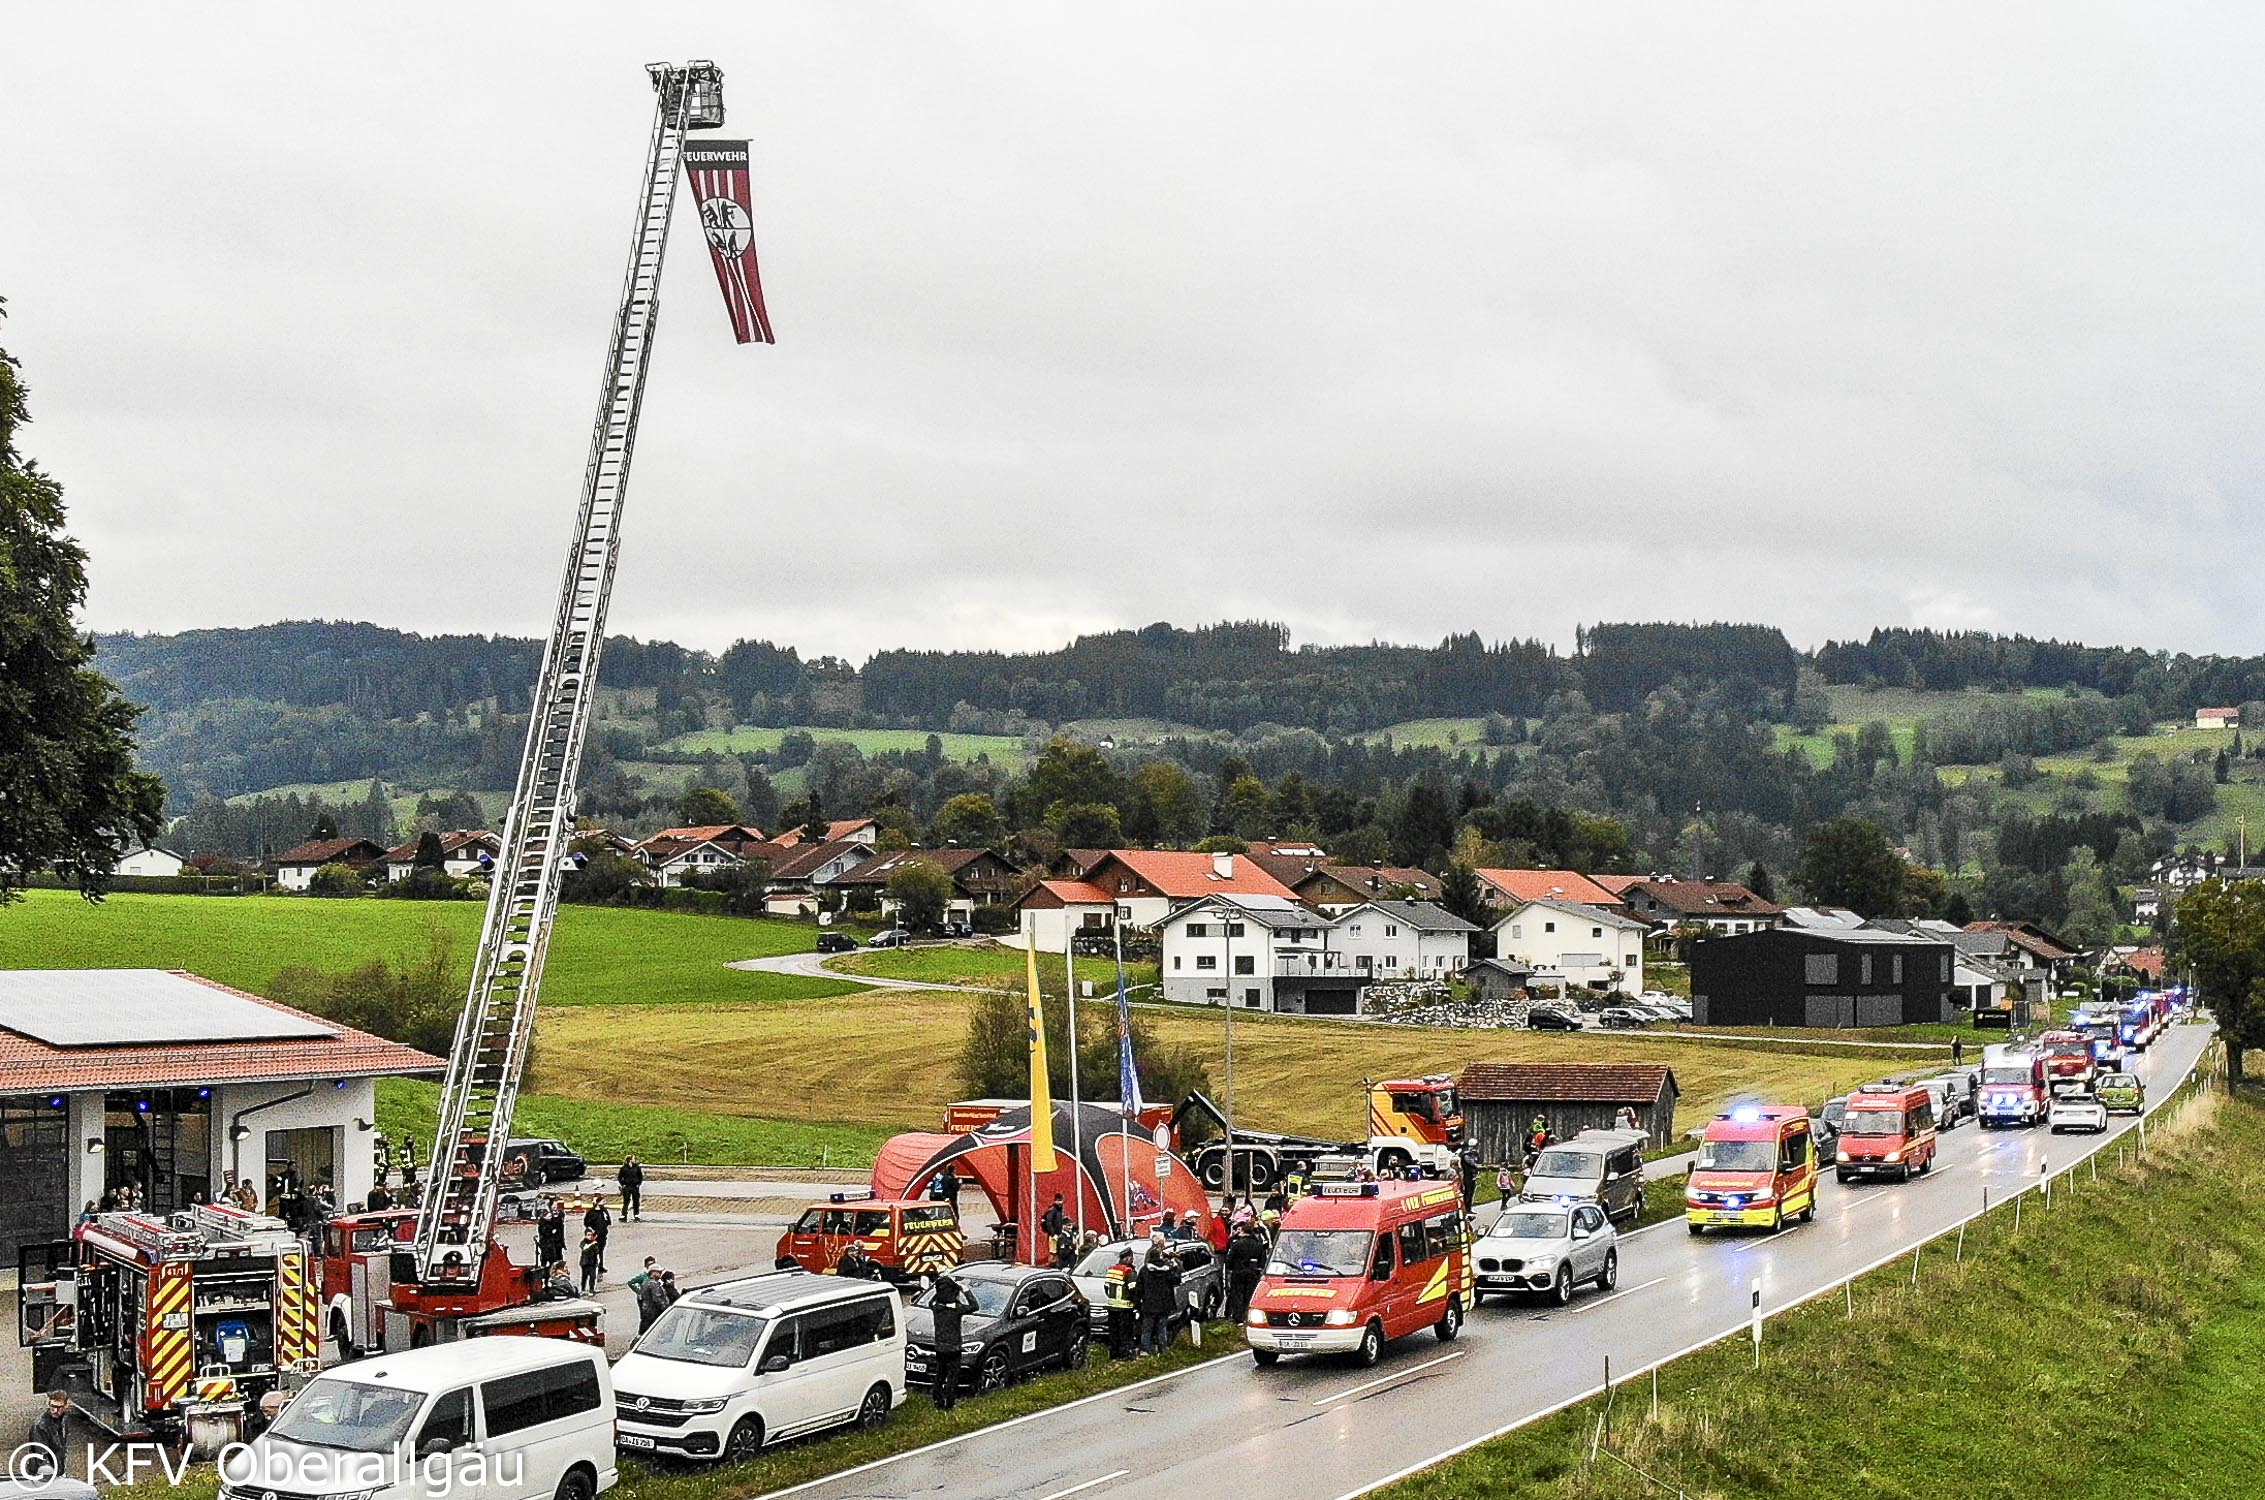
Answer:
top-left (1272, 1333), bottom-right (1317, 1348)
top-left (619, 1435), bottom-right (655, 1451)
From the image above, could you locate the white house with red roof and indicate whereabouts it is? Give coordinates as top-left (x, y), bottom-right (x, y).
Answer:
top-left (2196, 707), bottom-right (2241, 730)
top-left (378, 829), bottom-right (502, 883)
top-left (1062, 849), bottom-right (1300, 931)
top-left (1473, 868), bottom-right (1625, 911)
top-left (0, 970), bottom-right (442, 1261)
top-left (1016, 878), bottom-right (1119, 950)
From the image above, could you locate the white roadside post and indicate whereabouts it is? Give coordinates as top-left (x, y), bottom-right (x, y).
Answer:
top-left (1750, 1278), bottom-right (1762, 1368)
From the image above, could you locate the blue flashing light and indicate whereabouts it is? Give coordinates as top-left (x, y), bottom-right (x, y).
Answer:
top-left (1725, 1195), bottom-right (1746, 1208)
top-left (47, 1096), bottom-right (64, 1109)
top-left (1730, 1106), bottom-right (1763, 1123)
top-left (135, 1099), bottom-right (150, 1112)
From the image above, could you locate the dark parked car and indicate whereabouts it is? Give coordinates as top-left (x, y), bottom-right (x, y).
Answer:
top-left (816, 930), bottom-right (858, 953)
top-left (1526, 1006), bottom-right (1582, 1031)
top-left (905, 1263), bottom-right (1088, 1393)
top-left (866, 929), bottom-right (913, 949)
top-left (1069, 1238), bottom-right (1221, 1333)
top-left (502, 1137), bottom-right (586, 1183)
top-left (1597, 1007), bottom-right (1651, 1030)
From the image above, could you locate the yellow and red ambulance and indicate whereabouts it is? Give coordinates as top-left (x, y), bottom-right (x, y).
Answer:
top-left (1684, 1105), bottom-right (1819, 1235)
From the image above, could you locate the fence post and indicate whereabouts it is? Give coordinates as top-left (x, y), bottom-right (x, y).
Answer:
top-left (1955, 1222), bottom-right (1966, 1264)
top-left (1844, 1279), bottom-right (1854, 1319)
top-left (1909, 1246), bottom-right (1921, 1288)
top-left (2014, 1193), bottom-right (2023, 1233)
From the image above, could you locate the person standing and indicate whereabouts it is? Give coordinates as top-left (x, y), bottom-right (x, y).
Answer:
top-left (1103, 1249), bottom-right (1137, 1359)
top-left (1224, 1222), bottom-right (1266, 1324)
top-left (1458, 1144), bottom-right (1480, 1208)
top-left (617, 1157), bottom-right (645, 1222)
top-left (536, 1201), bottom-right (567, 1270)
top-left (577, 1230), bottom-right (602, 1295)
top-left (1952, 1035), bottom-right (1965, 1067)
top-left (937, 1164), bottom-right (961, 1206)
top-left (28, 1391), bottom-right (70, 1479)
top-left (1135, 1232), bottom-right (1181, 1355)
top-left (926, 1273), bottom-right (978, 1409)
top-left (1040, 1193), bottom-right (1067, 1242)
top-left (584, 1194), bottom-right (614, 1273)
top-left (633, 1264), bottom-right (670, 1333)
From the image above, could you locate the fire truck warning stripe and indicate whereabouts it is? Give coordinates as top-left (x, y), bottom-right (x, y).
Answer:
top-left (147, 1269), bottom-right (194, 1403)
top-left (279, 1254), bottom-right (316, 1364)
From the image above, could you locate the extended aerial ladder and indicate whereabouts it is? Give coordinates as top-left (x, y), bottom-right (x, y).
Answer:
top-left (407, 61), bottom-right (732, 1310)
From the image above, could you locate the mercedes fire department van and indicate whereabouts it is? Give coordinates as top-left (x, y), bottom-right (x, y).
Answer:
top-left (1834, 1083), bottom-right (1937, 1182)
top-left (1244, 1179), bottom-right (1469, 1368)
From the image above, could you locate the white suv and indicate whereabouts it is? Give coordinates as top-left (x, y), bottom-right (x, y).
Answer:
top-left (613, 1271), bottom-right (903, 1462)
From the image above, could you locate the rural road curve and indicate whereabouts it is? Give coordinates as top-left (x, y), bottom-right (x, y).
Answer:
top-left (727, 948), bottom-right (984, 991)
top-left (758, 1021), bottom-right (2212, 1500)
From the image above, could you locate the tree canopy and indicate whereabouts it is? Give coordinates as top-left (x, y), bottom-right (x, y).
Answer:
top-left (0, 313), bottom-right (164, 900)
top-left (2171, 879), bottom-right (2265, 1084)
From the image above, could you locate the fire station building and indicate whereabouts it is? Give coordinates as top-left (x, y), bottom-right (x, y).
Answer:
top-left (0, 969), bottom-right (442, 1263)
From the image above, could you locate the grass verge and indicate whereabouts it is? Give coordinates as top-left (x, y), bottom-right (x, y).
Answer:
top-left (1380, 1067), bottom-right (2242, 1499)
top-left (376, 1079), bottom-right (893, 1170)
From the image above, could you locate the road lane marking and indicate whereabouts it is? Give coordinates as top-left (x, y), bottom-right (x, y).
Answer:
top-left (1568, 1276), bottom-right (1663, 1313)
top-left (749, 1353), bottom-right (1240, 1499)
top-left (1310, 1351), bottom-right (1465, 1406)
top-left (1036, 1470), bottom-right (1129, 1500)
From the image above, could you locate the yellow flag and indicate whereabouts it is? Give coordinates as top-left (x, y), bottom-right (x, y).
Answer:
top-left (1026, 935), bottom-right (1059, 1172)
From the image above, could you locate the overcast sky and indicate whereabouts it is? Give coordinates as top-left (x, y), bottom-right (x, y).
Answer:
top-left (5, 5), bottom-right (2261, 664)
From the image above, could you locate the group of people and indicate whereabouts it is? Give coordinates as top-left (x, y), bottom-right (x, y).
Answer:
top-left (535, 1193), bottom-right (617, 1295)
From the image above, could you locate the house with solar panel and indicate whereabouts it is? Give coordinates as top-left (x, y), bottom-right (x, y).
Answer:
top-left (0, 970), bottom-right (442, 1264)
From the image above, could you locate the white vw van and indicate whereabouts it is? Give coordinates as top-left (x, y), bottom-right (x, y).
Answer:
top-left (222, 1336), bottom-right (616, 1500)
top-left (612, 1270), bottom-right (904, 1461)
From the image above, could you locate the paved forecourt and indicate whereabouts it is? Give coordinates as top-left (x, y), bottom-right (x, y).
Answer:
top-left (759, 1022), bottom-right (2213, 1500)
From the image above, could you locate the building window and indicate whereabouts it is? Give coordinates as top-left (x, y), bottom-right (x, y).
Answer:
top-left (1234, 955), bottom-right (1254, 976)
top-left (1171, 957), bottom-right (1181, 971)
top-left (1625, 953), bottom-right (1638, 967)
top-left (1891, 954), bottom-right (1903, 984)
top-left (1195, 955), bottom-right (1216, 971)
top-left (1187, 923), bottom-right (1208, 938)
top-left (1349, 924), bottom-right (1362, 936)
top-left (1805, 952), bottom-right (1839, 986)
top-left (1227, 922), bottom-right (1246, 938)
top-left (1243, 988), bottom-right (1262, 1008)
top-left (1544, 921), bottom-right (1556, 934)
top-left (1117, 904), bottom-right (1133, 921)
top-left (1510, 924), bottom-right (1523, 939)
top-left (1860, 953), bottom-right (1873, 985)
top-left (1385, 925), bottom-right (1399, 937)
top-left (1384, 954), bottom-right (1396, 969)
top-left (1206, 986), bottom-right (1226, 1001)
top-left (1591, 927), bottom-right (1603, 938)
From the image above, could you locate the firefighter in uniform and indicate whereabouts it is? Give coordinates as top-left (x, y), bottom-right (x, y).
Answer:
top-left (1103, 1247), bottom-right (1137, 1359)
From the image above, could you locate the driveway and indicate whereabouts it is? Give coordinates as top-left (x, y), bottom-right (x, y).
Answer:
top-left (728, 947), bottom-right (984, 991)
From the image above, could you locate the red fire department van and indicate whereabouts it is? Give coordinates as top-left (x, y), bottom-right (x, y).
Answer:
top-left (773, 1192), bottom-right (965, 1282)
top-left (1244, 1179), bottom-right (1470, 1368)
top-left (1834, 1083), bottom-right (1938, 1182)
top-left (2038, 1029), bottom-right (2098, 1093)
top-left (1684, 1106), bottom-right (1819, 1235)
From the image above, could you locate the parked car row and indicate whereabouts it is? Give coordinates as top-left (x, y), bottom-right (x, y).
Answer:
top-left (1528, 996), bottom-right (1691, 1031)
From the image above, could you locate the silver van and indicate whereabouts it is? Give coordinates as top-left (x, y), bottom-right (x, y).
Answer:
top-left (1519, 1128), bottom-right (1648, 1225)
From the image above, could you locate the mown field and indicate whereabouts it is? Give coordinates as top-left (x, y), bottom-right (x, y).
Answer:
top-left (375, 1078), bottom-right (894, 1169)
top-left (1380, 1070), bottom-right (2246, 1500)
top-left (0, 888), bottom-right (856, 1006)
top-left (534, 992), bottom-right (1923, 1144)
top-left (653, 724), bottom-right (1028, 762)
top-left (832, 942), bottom-right (1161, 995)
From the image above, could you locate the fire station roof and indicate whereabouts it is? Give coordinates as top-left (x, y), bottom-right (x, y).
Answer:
top-left (0, 969), bottom-right (444, 1092)
top-left (1457, 1061), bottom-right (1678, 1105)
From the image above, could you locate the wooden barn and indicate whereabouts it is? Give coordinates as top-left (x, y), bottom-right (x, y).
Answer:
top-left (1458, 1062), bottom-right (1680, 1166)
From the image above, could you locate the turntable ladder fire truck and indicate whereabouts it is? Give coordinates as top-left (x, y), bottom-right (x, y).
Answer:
top-left (381, 58), bottom-right (745, 1350)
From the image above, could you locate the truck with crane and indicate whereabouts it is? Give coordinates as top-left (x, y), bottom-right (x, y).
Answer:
top-left (1172, 1076), bottom-right (1467, 1192)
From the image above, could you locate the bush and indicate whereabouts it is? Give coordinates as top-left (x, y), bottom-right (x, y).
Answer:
top-left (971, 906), bottom-right (1020, 935)
top-left (305, 862), bottom-right (366, 897)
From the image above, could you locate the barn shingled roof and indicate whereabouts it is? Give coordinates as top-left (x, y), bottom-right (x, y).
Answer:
top-left (1457, 1061), bottom-right (1678, 1105)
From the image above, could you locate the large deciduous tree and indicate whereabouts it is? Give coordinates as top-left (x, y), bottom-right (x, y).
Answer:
top-left (2171, 878), bottom-right (2265, 1085)
top-left (1794, 816), bottom-right (1910, 917)
top-left (883, 858), bottom-right (955, 932)
top-left (0, 312), bottom-right (164, 900)
top-left (675, 784), bottom-right (742, 828)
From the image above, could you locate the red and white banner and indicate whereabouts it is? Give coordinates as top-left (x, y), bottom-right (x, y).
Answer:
top-left (681, 139), bottom-right (775, 344)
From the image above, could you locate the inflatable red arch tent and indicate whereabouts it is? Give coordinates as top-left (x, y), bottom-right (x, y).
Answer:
top-left (872, 1102), bottom-right (1212, 1265)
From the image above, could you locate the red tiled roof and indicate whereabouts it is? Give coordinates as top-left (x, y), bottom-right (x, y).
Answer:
top-left (1020, 879), bottom-right (1115, 909)
top-left (0, 971), bottom-right (443, 1093)
top-left (1457, 1062), bottom-right (1678, 1105)
top-left (1475, 869), bottom-right (1621, 907)
top-left (771, 818), bottom-right (880, 848)
top-left (2199, 707), bottom-right (2239, 717)
top-left (836, 848), bottom-right (1014, 886)
top-left (273, 838), bottom-right (386, 868)
top-left (2119, 947), bottom-right (2168, 977)
top-left (1296, 865), bottom-right (1443, 900)
top-left (1590, 873), bottom-right (1645, 896)
top-left (760, 839), bottom-right (873, 881)
top-left (380, 830), bottom-right (499, 864)
top-left (1099, 850), bottom-right (1298, 900)
top-left (1623, 880), bottom-right (1784, 918)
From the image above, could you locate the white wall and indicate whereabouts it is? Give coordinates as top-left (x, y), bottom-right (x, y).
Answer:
top-left (116, 848), bottom-right (185, 878)
top-left (215, 1077), bottom-right (379, 1212)
top-left (1493, 905), bottom-right (1644, 991)
top-left (1329, 914), bottom-right (1471, 979)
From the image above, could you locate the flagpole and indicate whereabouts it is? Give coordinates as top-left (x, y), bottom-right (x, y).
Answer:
top-left (1065, 928), bottom-right (1083, 1244)
top-left (1115, 919), bottom-right (1135, 1239)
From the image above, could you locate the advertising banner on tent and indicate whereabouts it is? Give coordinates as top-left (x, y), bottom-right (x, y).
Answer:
top-left (680, 139), bottom-right (775, 344)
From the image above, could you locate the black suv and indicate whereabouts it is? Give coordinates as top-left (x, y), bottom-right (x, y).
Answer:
top-left (815, 930), bottom-right (858, 953)
top-left (1526, 1006), bottom-right (1581, 1031)
top-left (905, 1263), bottom-right (1088, 1393)
top-left (502, 1138), bottom-right (586, 1183)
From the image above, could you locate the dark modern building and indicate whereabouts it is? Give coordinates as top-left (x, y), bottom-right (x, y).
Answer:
top-left (1688, 926), bottom-right (1957, 1028)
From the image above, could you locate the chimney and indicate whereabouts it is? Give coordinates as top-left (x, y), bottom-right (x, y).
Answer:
top-left (1212, 851), bottom-right (1235, 879)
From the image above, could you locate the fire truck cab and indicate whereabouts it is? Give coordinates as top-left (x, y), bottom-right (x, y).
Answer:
top-left (1834, 1083), bottom-right (1938, 1182)
top-left (773, 1191), bottom-right (965, 1282)
top-left (2038, 1029), bottom-right (2098, 1094)
top-left (1684, 1106), bottom-right (1819, 1235)
top-left (1979, 1046), bottom-right (2049, 1127)
top-left (1366, 1075), bottom-right (1464, 1178)
top-left (317, 1208), bottom-right (601, 1357)
top-left (1245, 1179), bottom-right (1470, 1367)
top-left (20, 1205), bottom-right (319, 1440)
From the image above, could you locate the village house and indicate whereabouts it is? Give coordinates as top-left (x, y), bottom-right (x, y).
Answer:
top-left (1156, 894), bottom-right (1356, 1014)
top-left (830, 847), bottom-right (1023, 924)
top-left (1689, 925), bottom-right (1956, 1027)
top-left (1474, 868), bottom-right (1625, 912)
top-left (1324, 901), bottom-right (1478, 980)
top-left (1054, 849), bottom-right (1300, 931)
top-left (1615, 879), bottom-right (1783, 936)
top-left (1291, 863), bottom-right (1445, 911)
top-left (114, 846), bottom-right (188, 879)
top-left (1489, 897), bottom-right (1648, 993)
top-left (2196, 706), bottom-right (2241, 730)
top-left (378, 829), bottom-right (501, 883)
top-left (271, 838), bottom-right (387, 892)
top-left (1017, 878), bottom-right (1119, 951)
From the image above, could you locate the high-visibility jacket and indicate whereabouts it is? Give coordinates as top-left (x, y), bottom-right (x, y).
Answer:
top-left (1103, 1262), bottom-right (1135, 1310)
